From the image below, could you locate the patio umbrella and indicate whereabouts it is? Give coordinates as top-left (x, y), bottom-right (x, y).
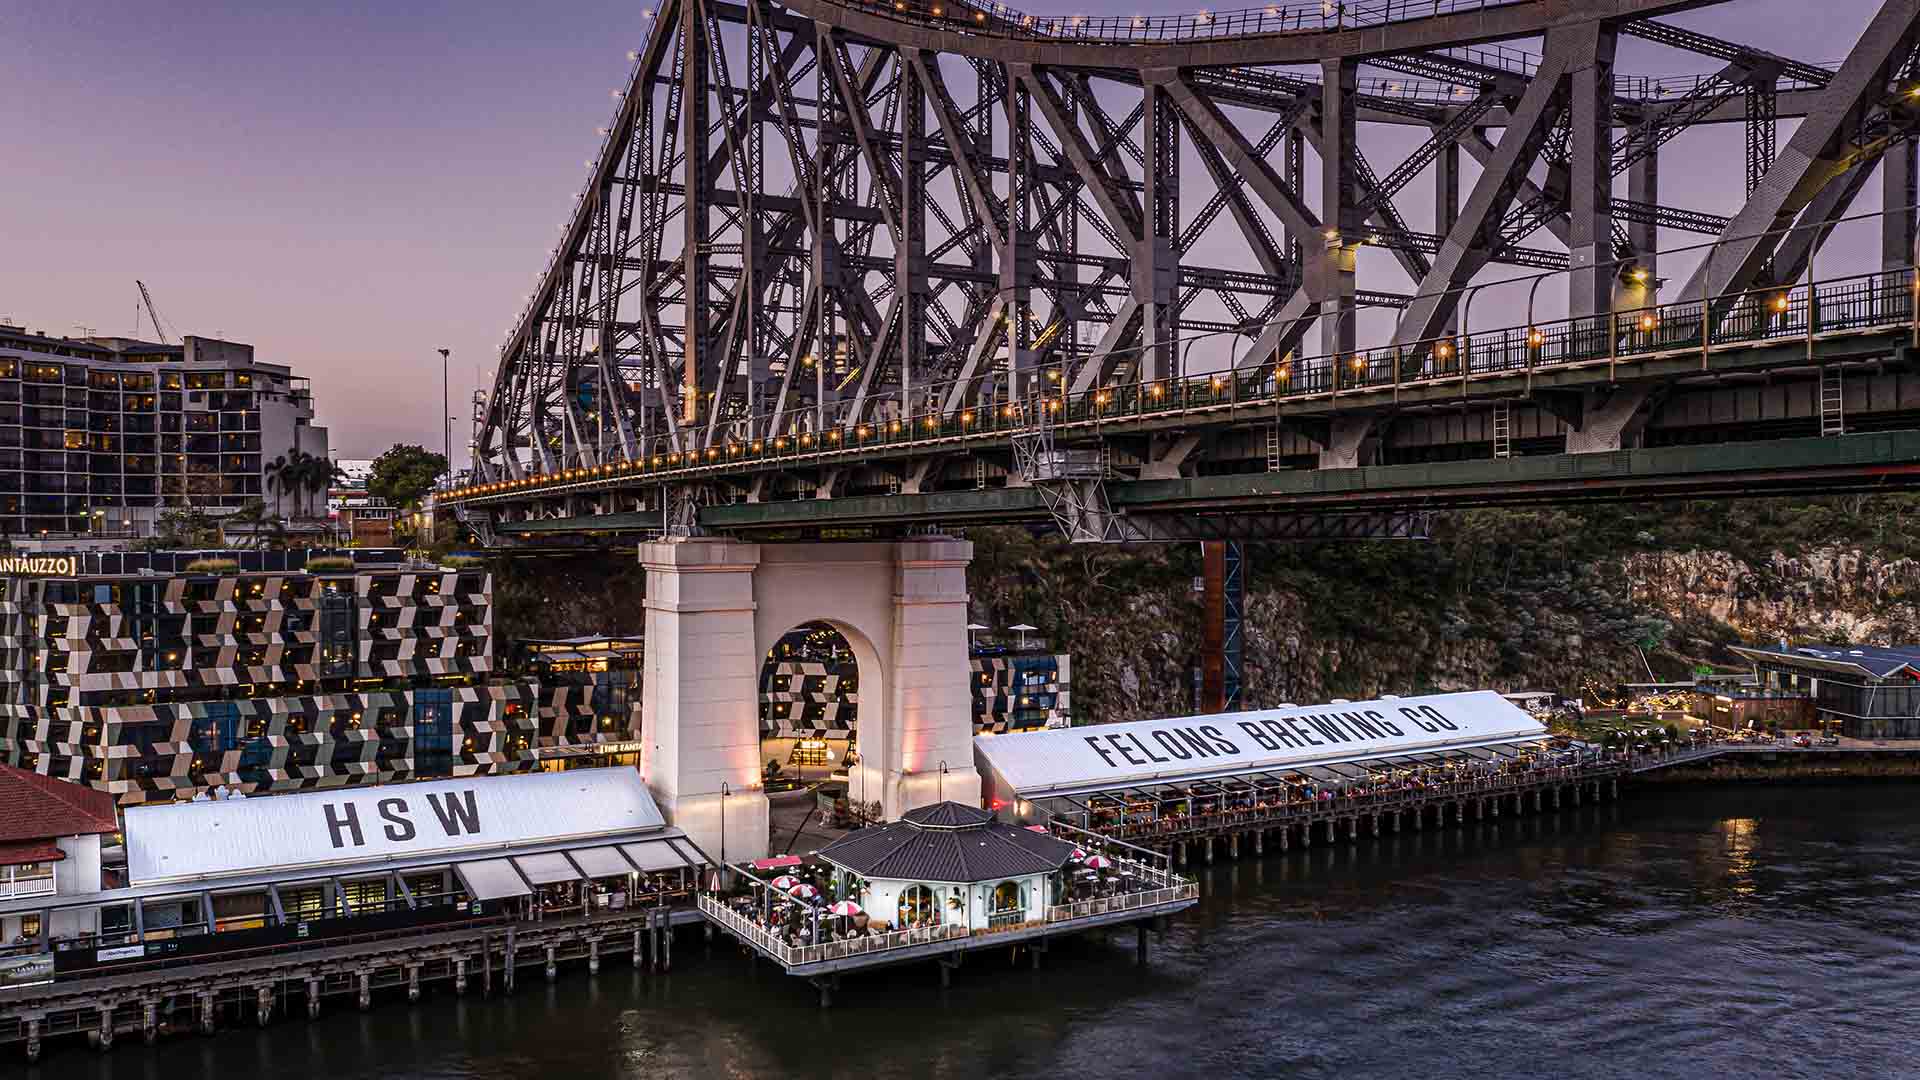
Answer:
top-left (787, 884), bottom-right (821, 900)
top-left (1024, 824), bottom-right (1049, 833)
top-left (1070, 848), bottom-right (1087, 860)
top-left (966, 622), bottom-right (988, 647)
top-left (1083, 854), bottom-right (1113, 869)
top-left (827, 900), bottom-right (863, 916)
top-left (1007, 623), bottom-right (1038, 649)
top-left (770, 875), bottom-right (800, 890)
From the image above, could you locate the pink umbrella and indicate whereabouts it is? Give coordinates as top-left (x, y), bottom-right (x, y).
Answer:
top-left (1070, 848), bottom-right (1087, 860)
top-left (770, 875), bottom-right (800, 890)
top-left (787, 884), bottom-right (820, 899)
top-left (1024, 824), bottom-right (1050, 833)
top-left (1083, 855), bottom-right (1113, 869)
top-left (827, 900), bottom-right (863, 916)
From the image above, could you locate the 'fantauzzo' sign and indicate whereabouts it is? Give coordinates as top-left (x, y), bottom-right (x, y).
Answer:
top-left (976, 691), bottom-right (1546, 796)
top-left (0, 555), bottom-right (76, 576)
top-left (125, 769), bottom-right (666, 884)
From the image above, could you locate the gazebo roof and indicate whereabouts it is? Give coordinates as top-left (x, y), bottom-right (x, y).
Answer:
top-left (818, 801), bottom-right (1077, 883)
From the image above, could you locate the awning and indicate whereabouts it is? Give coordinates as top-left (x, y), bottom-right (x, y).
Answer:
top-left (621, 840), bottom-right (690, 872)
top-left (567, 846), bottom-right (636, 880)
top-left (513, 852), bottom-right (580, 886)
top-left (455, 859), bottom-right (531, 901)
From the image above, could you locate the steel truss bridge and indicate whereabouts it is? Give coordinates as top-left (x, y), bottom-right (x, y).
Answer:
top-left (450, 0), bottom-right (1920, 544)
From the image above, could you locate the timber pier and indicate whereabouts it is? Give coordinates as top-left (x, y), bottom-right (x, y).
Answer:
top-left (0, 906), bottom-right (695, 1063)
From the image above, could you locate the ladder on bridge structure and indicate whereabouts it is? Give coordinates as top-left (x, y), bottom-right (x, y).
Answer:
top-left (1265, 424), bottom-right (1282, 472)
top-left (1491, 401), bottom-right (1513, 460)
top-left (1820, 366), bottom-right (1845, 436)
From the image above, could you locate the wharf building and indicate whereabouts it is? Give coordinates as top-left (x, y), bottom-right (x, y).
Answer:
top-left (971, 691), bottom-right (1628, 864)
top-left (1729, 643), bottom-right (1920, 738)
top-left (0, 550), bottom-right (538, 804)
top-left (0, 768), bottom-right (712, 1053)
top-left (0, 325), bottom-right (328, 540)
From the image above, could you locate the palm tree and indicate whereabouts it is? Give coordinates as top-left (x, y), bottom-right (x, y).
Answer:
top-left (298, 454), bottom-right (341, 520)
top-left (264, 453), bottom-right (292, 518)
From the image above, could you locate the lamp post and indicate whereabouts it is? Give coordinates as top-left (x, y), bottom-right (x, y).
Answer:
top-left (718, 780), bottom-right (730, 867)
top-left (435, 349), bottom-right (452, 481)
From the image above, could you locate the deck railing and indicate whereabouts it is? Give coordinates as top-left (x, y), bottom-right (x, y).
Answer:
top-left (1046, 882), bottom-right (1200, 923)
top-left (452, 265), bottom-right (1918, 502)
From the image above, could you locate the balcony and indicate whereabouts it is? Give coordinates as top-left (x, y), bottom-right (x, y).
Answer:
top-left (0, 867), bottom-right (55, 900)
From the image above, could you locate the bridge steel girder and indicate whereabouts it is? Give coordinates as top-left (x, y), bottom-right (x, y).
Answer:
top-left (1681, 0), bottom-right (1920, 301)
top-left (463, 0), bottom-right (1920, 533)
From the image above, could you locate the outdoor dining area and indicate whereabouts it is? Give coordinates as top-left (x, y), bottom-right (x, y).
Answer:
top-left (1046, 741), bottom-right (1618, 843)
top-left (696, 801), bottom-right (1198, 987)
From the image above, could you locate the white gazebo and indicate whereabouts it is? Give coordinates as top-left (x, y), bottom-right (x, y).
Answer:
top-left (815, 802), bottom-right (1078, 932)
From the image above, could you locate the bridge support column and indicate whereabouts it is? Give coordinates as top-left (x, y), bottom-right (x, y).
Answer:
top-left (143, 1001), bottom-right (158, 1044)
top-left (198, 992), bottom-right (215, 1035)
top-left (638, 538), bottom-right (772, 861)
top-left (407, 965), bottom-right (421, 1003)
top-left (589, 938), bottom-right (601, 975)
top-left (25, 1019), bottom-right (40, 1063)
top-left (1611, 778), bottom-right (1619, 801)
top-left (357, 972), bottom-right (371, 1011)
top-left (1572, 784), bottom-right (1581, 807)
top-left (1277, 827), bottom-right (1289, 852)
top-left (307, 978), bottom-right (321, 1018)
top-left (256, 985), bottom-right (273, 1026)
top-left (455, 961), bottom-right (468, 996)
top-left (1203, 838), bottom-right (1214, 865)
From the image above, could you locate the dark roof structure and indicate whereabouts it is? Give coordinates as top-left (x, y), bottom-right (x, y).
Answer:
top-left (1731, 644), bottom-right (1920, 681)
top-left (0, 765), bottom-right (118, 855)
top-left (819, 801), bottom-right (1077, 883)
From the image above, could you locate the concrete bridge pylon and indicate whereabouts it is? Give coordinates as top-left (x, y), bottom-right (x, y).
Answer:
top-left (638, 536), bottom-right (983, 862)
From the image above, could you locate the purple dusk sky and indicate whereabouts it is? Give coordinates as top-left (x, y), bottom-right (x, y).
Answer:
top-left (0, 0), bottom-right (1881, 465)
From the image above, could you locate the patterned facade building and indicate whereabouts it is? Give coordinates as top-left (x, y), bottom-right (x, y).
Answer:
top-left (971, 651), bottom-right (1072, 734)
top-left (0, 554), bottom-right (537, 803)
top-left (523, 635), bottom-right (644, 768)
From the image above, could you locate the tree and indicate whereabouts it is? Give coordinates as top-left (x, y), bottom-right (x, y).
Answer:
top-left (137, 503), bottom-right (221, 550)
top-left (367, 444), bottom-right (448, 514)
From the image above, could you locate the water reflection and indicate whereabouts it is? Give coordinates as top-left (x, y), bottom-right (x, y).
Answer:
top-left (25, 785), bottom-right (1920, 1078)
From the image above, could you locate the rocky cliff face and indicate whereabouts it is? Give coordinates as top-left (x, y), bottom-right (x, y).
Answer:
top-left (492, 496), bottom-right (1920, 726)
top-left (1621, 547), bottom-right (1920, 647)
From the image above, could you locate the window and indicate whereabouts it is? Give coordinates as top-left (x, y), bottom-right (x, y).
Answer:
top-left (414, 689), bottom-right (453, 777)
top-left (989, 880), bottom-right (1027, 927)
top-left (896, 884), bottom-right (941, 928)
top-left (319, 591), bottom-right (356, 675)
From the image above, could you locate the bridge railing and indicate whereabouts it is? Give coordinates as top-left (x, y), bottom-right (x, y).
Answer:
top-left (831, 0), bottom-right (1531, 44)
top-left (447, 265), bottom-right (1916, 501)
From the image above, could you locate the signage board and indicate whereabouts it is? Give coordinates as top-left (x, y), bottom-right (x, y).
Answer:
top-left (125, 769), bottom-right (666, 885)
top-left (975, 690), bottom-right (1547, 798)
top-left (0, 555), bottom-right (76, 577)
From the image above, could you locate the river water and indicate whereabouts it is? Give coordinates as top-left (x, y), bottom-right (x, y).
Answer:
top-left (40, 784), bottom-right (1920, 1079)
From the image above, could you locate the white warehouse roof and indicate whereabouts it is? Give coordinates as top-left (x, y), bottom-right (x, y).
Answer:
top-left (126, 768), bottom-right (667, 886)
top-left (974, 691), bottom-right (1547, 799)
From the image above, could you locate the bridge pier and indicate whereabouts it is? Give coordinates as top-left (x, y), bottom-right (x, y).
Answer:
top-left (639, 537), bottom-right (982, 854)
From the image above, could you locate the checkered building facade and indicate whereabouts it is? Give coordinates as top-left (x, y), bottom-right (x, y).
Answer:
top-left (0, 566), bottom-right (538, 803)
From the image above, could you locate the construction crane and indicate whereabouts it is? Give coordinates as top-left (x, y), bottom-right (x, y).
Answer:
top-left (135, 280), bottom-right (175, 344)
